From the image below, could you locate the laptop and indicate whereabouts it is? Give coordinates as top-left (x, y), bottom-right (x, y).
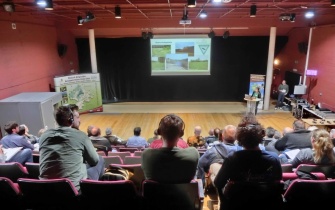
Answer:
top-left (244, 94), bottom-right (251, 99)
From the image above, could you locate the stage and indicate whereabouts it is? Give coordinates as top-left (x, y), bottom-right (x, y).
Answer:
top-left (102, 101), bottom-right (281, 114)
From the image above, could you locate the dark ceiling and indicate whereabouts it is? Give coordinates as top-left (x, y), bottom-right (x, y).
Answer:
top-left (1, 0), bottom-right (335, 37)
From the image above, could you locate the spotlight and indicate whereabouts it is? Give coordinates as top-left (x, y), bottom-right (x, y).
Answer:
top-left (115, 5), bottom-right (121, 19)
top-left (208, 30), bottom-right (215, 38)
top-left (187, 0), bottom-right (196, 8)
top-left (142, 32), bottom-right (148, 39)
top-left (250, 4), bottom-right (257, 17)
top-left (2, 1), bottom-right (15, 12)
top-left (199, 10), bottom-right (207, 18)
top-left (290, 13), bottom-right (296, 22)
top-left (305, 10), bottom-right (314, 18)
top-left (77, 16), bottom-right (83, 25)
top-left (147, 32), bottom-right (154, 39)
top-left (223, 30), bottom-right (230, 39)
top-left (45, 0), bottom-right (53, 10)
top-left (332, 0), bottom-right (335, 6)
top-left (86, 11), bottom-right (95, 20)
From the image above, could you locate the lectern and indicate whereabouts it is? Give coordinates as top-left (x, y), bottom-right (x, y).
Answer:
top-left (244, 97), bottom-right (261, 115)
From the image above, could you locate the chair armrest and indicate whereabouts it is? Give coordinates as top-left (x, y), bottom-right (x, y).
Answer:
top-left (196, 179), bottom-right (205, 200)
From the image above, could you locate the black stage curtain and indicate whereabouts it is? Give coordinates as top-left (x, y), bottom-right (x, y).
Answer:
top-left (76, 36), bottom-right (287, 103)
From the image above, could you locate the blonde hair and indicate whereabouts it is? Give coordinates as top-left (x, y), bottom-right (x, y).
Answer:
top-left (312, 129), bottom-right (335, 164)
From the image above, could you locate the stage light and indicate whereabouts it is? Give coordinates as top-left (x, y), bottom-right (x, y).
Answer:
top-left (115, 5), bottom-right (121, 18)
top-left (250, 5), bottom-right (257, 17)
top-left (187, 0), bottom-right (196, 8)
top-left (290, 13), bottom-right (296, 22)
top-left (331, 0), bottom-right (335, 6)
top-left (305, 10), bottom-right (314, 18)
top-left (208, 30), bottom-right (215, 38)
top-left (86, 11), bottom-right (95, 20)
top-left (223, 30), bottom-right (230, 39)
top-left (147, 32), bottom-right (154, 39)
top-left (2, 1), bottom-right (15, 12)
top-left (45, 0), bottom-right (53, 10)
top-left (77, 16), bottom-right (83, 25)
top-left (199, 10), bottom-right (207, 18)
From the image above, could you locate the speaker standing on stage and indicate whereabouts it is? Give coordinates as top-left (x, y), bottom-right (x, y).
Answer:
top-left (251, 86), bottom-right (261, 115)
top-left (275, 80), bottom-right (289, 110)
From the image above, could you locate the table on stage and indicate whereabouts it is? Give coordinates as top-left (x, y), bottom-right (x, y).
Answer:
top-left (244, 97), bottom-right (261, 115)
top-left (301, 118), bottom-right (335, 131)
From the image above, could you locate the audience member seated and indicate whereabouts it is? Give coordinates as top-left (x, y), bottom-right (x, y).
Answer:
top-left (187, 125), bottom-right (205, 148)
top-left (275, 119), bottom-right (312, 152)
top-left (149, 137), bottom-right (188, 149)
top-left (197, 125), bottom-right (237, 185)
top-left (147, 129), bottom-right (160, 145)
top-left (275, 120), bottom-right (312, 163)
top-left (18, 124), bottom-right (39, 144)
top-left (39, 105), bottom-right (105, 191)
top-left (263, 126), bottom-right (276, 146)
top-left (86, 125), bottom-right (94, 137)
top-left (214, 117), bottom-right (282, 210)
top-left (0, 145), bottom-right (5, 163)
top-left (0, 121), bottom-right (33, 164)
top-left (142, 114), bottom-right (199, 183)
top-left (126, 127), bottom-right (149, 148)
top-left (104, 127), bottom-right (126, 146)
top-left (205, 128), bottom-right (216, 145)
top-left (89, 126), bottom-right (112, 151)
top-left (290, 129), bottom-right (335, 168)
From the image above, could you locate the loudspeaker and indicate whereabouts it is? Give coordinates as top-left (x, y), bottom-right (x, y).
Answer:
top-left (298, 42), bottom-right (307, 54)
top-left (57, 44), bottom-right (67, 57)
top-left (157, 114), bottom-right (185, 137)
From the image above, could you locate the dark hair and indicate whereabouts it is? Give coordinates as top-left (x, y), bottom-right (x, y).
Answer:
top-left (134, 127), bottom-right (141, 136)
top-left (158, 114), bottom-right (184, 142)
top-left (265, 126), bottom-right (276, 138)
top-left (55, 106), bottom-right (73, 126)
top-left (68, 104), bottom-right (79, 112)
top-left (214, 127), bottom-right (221, 138)
top-left (236, 123), bottom-right (264, 149)
top-left (236, 113), bottom-right (264, 149)
top-left (4, 121), bottom-right (18, 134)
top-left (87, 125), bottom-right (94, 137)
top-left (18, 125), bottom-right (26, 136)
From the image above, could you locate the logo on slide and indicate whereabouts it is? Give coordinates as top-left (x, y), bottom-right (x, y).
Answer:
top-left (198, 45), bottom-right (209, 55)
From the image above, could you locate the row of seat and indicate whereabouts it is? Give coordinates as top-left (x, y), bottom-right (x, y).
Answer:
top-left (281, 163), bottom-right (335, 180)
top-left (0, 177), bottom-right (204, 210)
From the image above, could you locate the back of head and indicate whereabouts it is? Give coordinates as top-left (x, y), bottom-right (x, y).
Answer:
top-left (87, 125), bottom-right (94, 136)
top-left (18, 125), bottom-right (26, 136)
top-left (265, 126), bottom-right (276, 138)
top-left (55, 106), bottom-right (74, 127)
top-left (293, 119), bottom-right (305, 131)
top-left (158, 114), bottom-right (185, 143)
top-left (214, 127), bottom-right (221, 138)
top-left (223, 125), bottom-right (236, 144)
top-left (312, 129), bottom-right (335, 163)
top-left (194, 126), bottom-right (202, 136)
top-left (283, 127), bottom-right (294, 136)
top-left (153, 129), bottom-right (159, 136)
top-left (105, 127), bottom-right (112, 136)
top-left (208, 129), bottom-right (214, 136)
top-left (91, 126), bottom-right (101, 137)
top-left (330, 129), bottom-right (335, 138)
top-left (273, 130), bottom-right (282, 140)
top-left (240, 112), bottom-right (258, 125)
top-left (134, 127), bottom-right (141, 136)
top-left (4, 121), bottom-right (18, 134)
top-left (236, 115), bottom-right (264, 149)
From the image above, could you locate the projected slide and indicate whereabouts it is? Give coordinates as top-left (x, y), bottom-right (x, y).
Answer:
top-left (151, 36), bottom-right (211, 76)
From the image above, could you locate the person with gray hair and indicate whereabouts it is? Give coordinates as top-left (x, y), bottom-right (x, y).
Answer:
top-left (275, 119), bottom-right (312, 152)
top-left (103, 127), bottom-right (126, 146)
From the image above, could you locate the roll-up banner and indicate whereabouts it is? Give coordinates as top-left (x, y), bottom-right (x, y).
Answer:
top-left (249, 74), bottom-right (265, 110)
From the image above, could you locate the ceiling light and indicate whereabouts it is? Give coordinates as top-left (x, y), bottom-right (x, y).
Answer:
top-left (305, 11), bottom-right (314, 18)
top-left (331, 0), bottom-right (335, 6)
top-left (290, 13), bottom-right (296, 22)
top-left (250, 5), bottom-right (257, 17)
top-left (36, 0), bottom-right (47, 7)
top-left (115, 5), bottom-right (121, 18)
top-left (199, 10), bottom-right (207, 18)
top-left (2, 1), bottom-right (15, 12)
top-left (187, 0), bottom-right (196, 8)
top-left (223, 30), bottom-right (230, 39)
top-left (208, 30), bottom-right (215, 38)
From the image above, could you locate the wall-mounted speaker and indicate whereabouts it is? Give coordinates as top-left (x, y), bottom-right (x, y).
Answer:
top-left (298, 42), bottom-right (307, 54)
top-left (57, 44), bottom-right (67, 57)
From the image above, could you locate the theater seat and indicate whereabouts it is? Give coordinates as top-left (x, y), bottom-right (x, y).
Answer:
top-left (79, 179), bottom-right (143, 210)
top-left (0, 177), bottom-right (23, 210)
top-left (17, 178), bottom-right (80, 210)
top-left (0, 162), bottom-right (29, 182)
